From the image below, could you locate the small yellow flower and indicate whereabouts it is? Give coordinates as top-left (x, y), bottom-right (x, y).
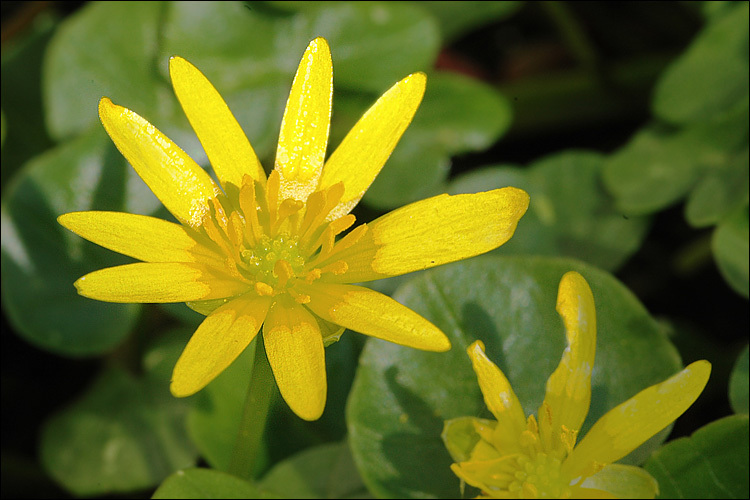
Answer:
top-left (57, 38), bottom-right (529, 421)
top-left (443, 271), bottom-right (711, 498)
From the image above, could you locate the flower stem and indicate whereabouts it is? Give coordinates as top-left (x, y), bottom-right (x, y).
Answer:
top-left (228, 334), bottom-right (275, 480)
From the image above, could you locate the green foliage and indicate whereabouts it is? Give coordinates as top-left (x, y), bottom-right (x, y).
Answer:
top-left (40, 329), bottom-right (198, 496)
top-left (644, 414), bottom-right (749, 499)
top-left (712, 204), bottom-right (750, 298)
top-left (449, 150), bottom-right (650, 271)
top-left (602, 1), bottom-right (749, 296)
top-left (152, 468), bottom-right (265, 499)
top-left (259, 441), bottom-right (370, 499)
top-left (363, 72), bottom-right (512, 209)
top-left (347, 256), bottom-right (681, 498)
top-left (0, 127), bottom-right (149, 356)
top-left (729, 345), bottom-right (749, 415)
top-left (652, 2), bottom-right (749, 125)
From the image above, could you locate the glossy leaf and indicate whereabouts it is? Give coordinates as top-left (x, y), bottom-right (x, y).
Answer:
top-left (603, 103), bottom-right (748, 217)
top-left (187, 330), bottom-right (361, 474)
top-left (0, 127), bottom-right (160, 356)
top-left (644, 415), bottom-right (749, 499)
top-left (0, 11), bottom-right (55, 188)
top-left (347, 256), bottom-right (682, 499)
top-left (712, 204), bottom-right (750, 298)
top-left (652, 2), bottom-right (749, 125)
top-left (415, 1), bottom-right (522, 41)
top-left (363, 72), bottom-right (513, 209)
top-left (43, 1), bottom-right (165, 140)
top-left (450, 151), bottom-right (649, 271)
top-left (40, 329), bottom-right (198, 496)
top-left (259, 441), bottom-right (370, 499)
top-left (685, 145), bottom-right (749, 228)
top-left (729, 344), bottom-right (749, 415)
top-left (153, 468), bottom-right (264, 499)
top-left (186, 337), bottom-right (262, 473)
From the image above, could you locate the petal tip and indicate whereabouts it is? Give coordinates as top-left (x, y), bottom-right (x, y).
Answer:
top-left (309, 36), bottom-right (330, 51)
top-left (467, 339), bottom-right (486, 357)
top-left (56, 212), bottom-right (71, 228)
top-left (169, 378), bottom-right (196, 398)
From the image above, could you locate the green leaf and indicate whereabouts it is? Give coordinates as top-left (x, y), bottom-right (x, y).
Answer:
top-left (186, 337), bottom-right (261, 474)
top-left (259, 441), bottom-right (370, 499)
top-left (652, 2), bottom-right (749, 125)
top-left (40, 329), bottom-right (199, 496)
top-left (347, 255), bottom-right (682, 499)
top-left (0, 127), bottom-right (160, 356)
top-left (187, 331), bottom-right (361, 475)
top-left (450, 150), bottom-right (650, 271)
top-left (153, 468), bottom-right (265, 499)
top-left (729, 345), bottom-right (749, 415)
top-left (712, 204), bottom-right (750, 298)
top-left (603, 103), bottom-right (748, 216)
top-left (363, 72), bottom-right (513, 209)
top-left (0, 10), bottom-right (56, 188)
top-left (43, 1), bottom-right (165, 140)
top-left (413, 1), bottom-right (522, 41)
top-left (293, 2), bottom-right (440, 93)
top-left (264, 333), bottom-right (363, 465)
top-left (644, 414), bottom-right (749, 499)
top-left (685, 146), bottom-right (749, 228)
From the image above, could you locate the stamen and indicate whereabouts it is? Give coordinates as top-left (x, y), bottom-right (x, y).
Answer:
top-left (298, 183), bottom-right (345, 244)
top-left (319, 260), bottom-right (348, 275)
top-left (239, 177), bottom-right (262, 246)
top-left (305, 213), bottom-right (356, 257)
top-left (308, 224), bottom-right (368, 269)
top-left (271, 198), bottom-right (304, 235)
top-left (255, 282), bottom-right (274, 296)
top-left (274, 259), bottom-right (294, 289)
top-left (305, 268), bottom-right (322, 283)
top-left (288, 288), bottom-right (311, 304)
top-left (227, 211), bottom-right (244, 248)
top-left (298, 190), bottom-right (326, 239)
top-left (560, 425), bottom-right (578, 455)
top-left (266, 170), bottom-right (281, 227)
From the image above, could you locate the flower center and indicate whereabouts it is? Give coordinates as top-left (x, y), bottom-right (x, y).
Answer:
top-left (508, 453), bottom-right (571, 499)
top-left (241, 233), bottom-right (305, 286)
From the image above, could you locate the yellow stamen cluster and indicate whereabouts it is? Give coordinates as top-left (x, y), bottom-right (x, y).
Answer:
top-left (188, 170), bottom-right (362, 303)
top-left (481, 415), bottom-right (576, 499)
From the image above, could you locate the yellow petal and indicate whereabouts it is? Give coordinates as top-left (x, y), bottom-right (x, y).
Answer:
top-left (98, 97), bottom-right (220, 227)
top-left (563, 360), bottom-right (712, 478)
top-left (539, 271), bottom-right (597, 448)
top-left (171, 294), bottom-right (271, 397)
top-left (319, 72), bottom-right (426, 220)
top-left (467, 341), bottom-right (528, 448)
top-left (169, 56), bottom-right (265, 191)
top-left (275, 38), bottom-right (332, 203)
top-left (568, 487), bottom-right (618, 499)
top-left (263, 296), bottom-right (327, 421)
top-left (319, 188), bottom-right (530, 283)
top-left (579, 464), bottom-right (659, 499)
top-left (299, 282), bottom-right (450, 352)
top-left (74, 262), bottom-right (247, 303)
top-left (58, 211), bottom-right (215, 264)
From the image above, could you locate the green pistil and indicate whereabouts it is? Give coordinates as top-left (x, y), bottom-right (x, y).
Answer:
top-left (508, 453), bottom-right (569, 498)
top-left (241, 233), bottom-right (305, 285)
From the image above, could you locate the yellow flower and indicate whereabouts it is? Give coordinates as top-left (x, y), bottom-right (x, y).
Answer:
top-left (57, 38), bottom-right (530, 421)
top-left (443, 271), bottom-right (711, 498)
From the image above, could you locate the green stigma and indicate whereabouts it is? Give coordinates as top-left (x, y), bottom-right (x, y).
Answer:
top-left (241, 233), bottom-right (306, 286)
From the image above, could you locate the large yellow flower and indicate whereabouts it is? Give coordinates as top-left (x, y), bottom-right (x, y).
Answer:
top-left (57, 38), bottom-right (529, 421)
top-left (443, 271), bottom-right (711, 498)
